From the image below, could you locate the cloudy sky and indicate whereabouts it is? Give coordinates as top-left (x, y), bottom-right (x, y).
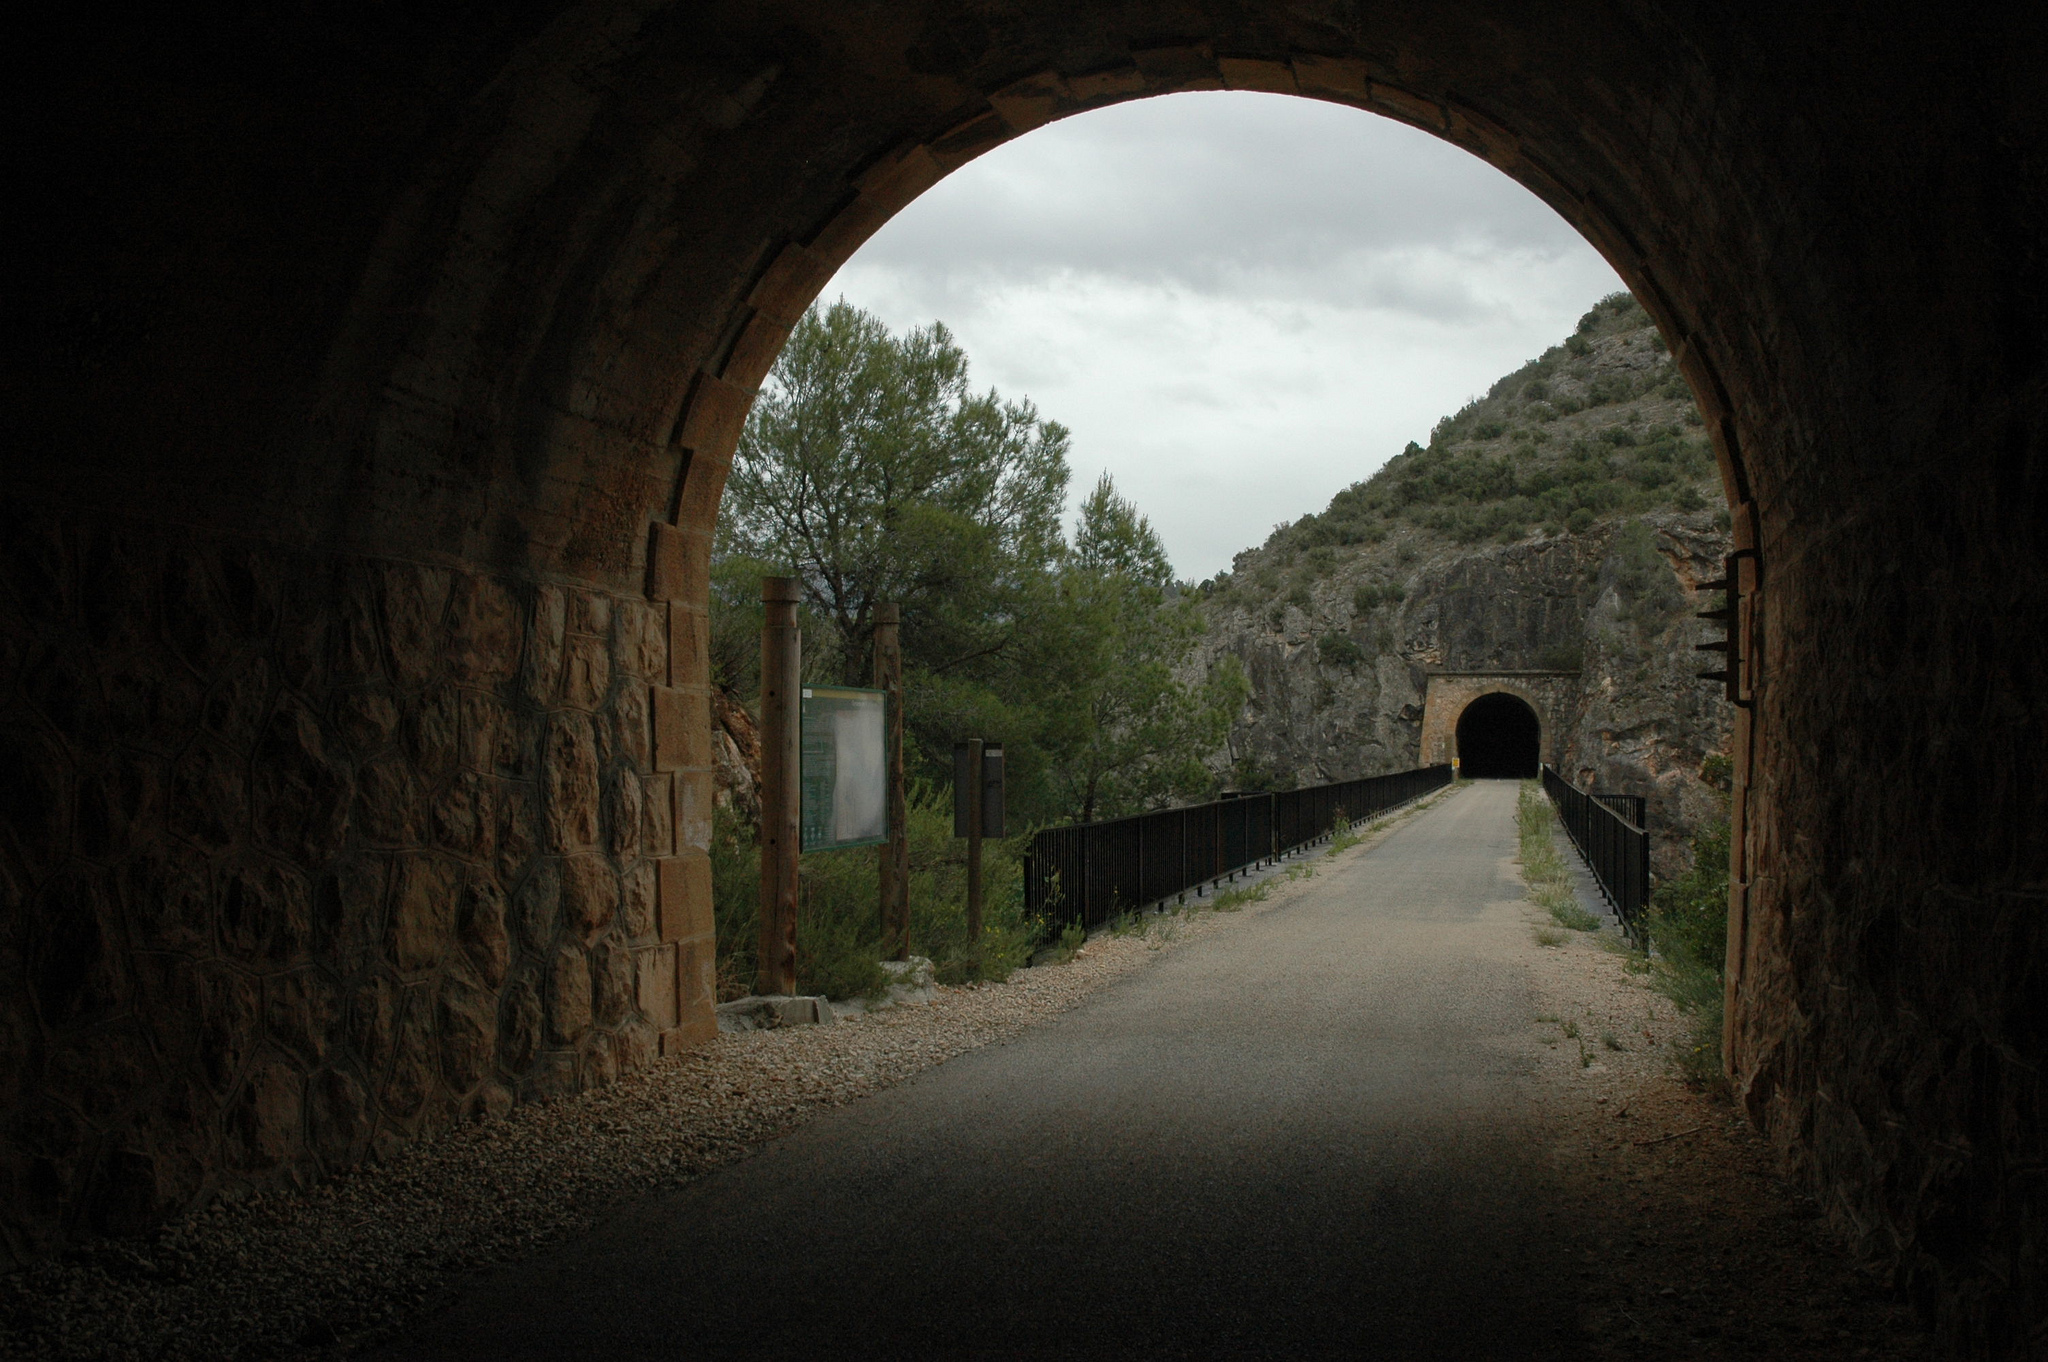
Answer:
top-left (824, 91), bottom-right (1623, 581)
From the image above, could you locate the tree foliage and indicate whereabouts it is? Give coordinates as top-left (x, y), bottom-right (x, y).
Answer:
top-left (719, 301), bottom-right (1242, 827)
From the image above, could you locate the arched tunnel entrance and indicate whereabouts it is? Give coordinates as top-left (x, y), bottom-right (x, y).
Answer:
top-left (9, 4), bottom-right (2048, 1347)
top-left (1454, 693), bottom-right (1540, 779)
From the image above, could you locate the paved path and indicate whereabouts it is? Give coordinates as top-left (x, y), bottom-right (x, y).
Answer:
top-left (374, 781), bottom-right (1581, 1360)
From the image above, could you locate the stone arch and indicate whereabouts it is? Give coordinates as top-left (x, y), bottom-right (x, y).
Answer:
top-left (1452, 691), bottom-right (1543, 779)
top-left (9, 5), bottom-right (2048, 1345)
top-left (1418, 671), bottom-right (1577, 771)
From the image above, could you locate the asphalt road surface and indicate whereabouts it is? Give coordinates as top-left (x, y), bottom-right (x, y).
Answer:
top-left (371, 781), bottom-right (1585, 1360)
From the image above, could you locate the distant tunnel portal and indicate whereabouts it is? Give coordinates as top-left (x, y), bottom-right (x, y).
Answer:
top-left (1455, 693), bottom-right (1541, 779)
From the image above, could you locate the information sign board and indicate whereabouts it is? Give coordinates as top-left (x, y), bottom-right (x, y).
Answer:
top-left (800, 686), bottom-right (889, 851)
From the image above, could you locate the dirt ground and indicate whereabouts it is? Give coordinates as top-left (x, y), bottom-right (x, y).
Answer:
top-left (1516, 921), bottom-right (1927, 1358)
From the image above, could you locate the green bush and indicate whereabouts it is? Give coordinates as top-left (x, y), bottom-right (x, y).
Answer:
top-left (710, 786), bottom-right (1042, 1001)
top-left (1646, 818), bottom-right (1730, 975)
top-left (1317, 633), bottom-right (1365, 669)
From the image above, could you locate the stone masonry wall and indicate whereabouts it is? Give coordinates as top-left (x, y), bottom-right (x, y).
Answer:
top-left (0, 503), bottom-right (715, 1261)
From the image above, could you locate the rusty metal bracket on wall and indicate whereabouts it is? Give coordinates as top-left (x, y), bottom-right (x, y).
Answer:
top-left (1696, 548), bottom-right (1758, 710)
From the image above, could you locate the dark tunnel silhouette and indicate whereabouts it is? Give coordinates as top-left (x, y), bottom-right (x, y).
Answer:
top-left (1455, 693), bottom-right (1541, 779)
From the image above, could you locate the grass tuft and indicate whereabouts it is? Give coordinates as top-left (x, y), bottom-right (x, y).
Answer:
top-left (1516, 782), bottom-right (1604, 931)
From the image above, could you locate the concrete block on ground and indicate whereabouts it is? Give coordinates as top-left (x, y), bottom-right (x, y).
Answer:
top-left (715, 995), bottom-right (835, 1033)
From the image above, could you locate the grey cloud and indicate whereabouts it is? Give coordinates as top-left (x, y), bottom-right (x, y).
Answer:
top-left (854, 91), bottom-right (1589, 316)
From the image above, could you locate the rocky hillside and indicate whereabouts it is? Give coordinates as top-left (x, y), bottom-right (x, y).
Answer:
top-left (1192, 293), bottom-right (1734, 871)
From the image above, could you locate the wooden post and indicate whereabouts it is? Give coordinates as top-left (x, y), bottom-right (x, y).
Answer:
top-left (873, 602), bottom-right (909, 961)
top-left (965, 737), bottom-right (984, 964)
top-left (757, 576), bottom-right (801, 997)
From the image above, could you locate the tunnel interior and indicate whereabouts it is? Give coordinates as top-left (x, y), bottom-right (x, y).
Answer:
top-left (1455, 693), bottom-right (1540, 779)
top-left (7, 3), bottom-right (2048, 1348)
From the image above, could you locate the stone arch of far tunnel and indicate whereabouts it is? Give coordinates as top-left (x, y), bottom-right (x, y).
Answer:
top-left (9, 5), bottom-right (2048, 1346)
top-left (1454, 694), bottom-right (1541, 780)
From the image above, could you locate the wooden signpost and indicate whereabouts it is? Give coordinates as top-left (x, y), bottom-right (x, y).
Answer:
top-left (874, 603), bottom-right (909, 961)
top-left (953, 739), bottom-right (1005, 959)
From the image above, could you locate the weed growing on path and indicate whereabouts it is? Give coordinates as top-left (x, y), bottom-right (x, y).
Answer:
top-left (1516, 782), bottom-right (1604, 932)
top-left (1210, 880), bottom-right (1271, 912)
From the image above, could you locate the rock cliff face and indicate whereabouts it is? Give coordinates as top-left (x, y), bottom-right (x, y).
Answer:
top-left (1192, 294), bottom-right (1734, 870)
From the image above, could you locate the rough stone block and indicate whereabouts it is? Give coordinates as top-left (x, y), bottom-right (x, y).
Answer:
top-left (987, 69), bottom-right (1068, 132)
top-left (609, 768), bottom-right (642, 860)
top-left (523, 587), bottom-right (567, 705)
top-left (1370, 81), bottom-right (1447, 130)
top-left (721, 313), bottom-right (790, 391)
top-left (458, 878), bottom-right (510, 987)
top-left (345, 973), bottom-right (401, 1084)
top-left (498, 969), bottom-right (543, 1075)
top-left (170, 737), bottom-right (246, 853)
top-left (613, 681), bottom-right (650, 770)
top-left (647, 522), bottom-right (686, 601)
top-left (309, 1066), bottom-right (373, 1169)
top-left (566, 589), bottom-right (610, 640)
top-left (676, 372), bottom-right (754, 459)
top-left (251, 703), bottom-right (350, 865)
top-left (665, 600), bottom-right (707, 690)
top-left (380, 562), bottom-right (452, 687)
top-left (648, 684), bottom-right (706, 773)
top-left (656, 853), bottom-right (712, 943)
top-left (1132, 45), bottom-right (1223, 90)
top-left (561, 854), bottom-right (618, 942)
top-left (674, 458), bottom-right (732, 533)
top-left (431, 770), bottom-right (497, 860)
top-left (808, 196), bottom-right (888, 269)
top-left (387, 855), bottom-right (459, 973)
top-left (545, 946), bottom-right (592, 1044)
top-left (410, 686), bottom-right (462, 774)
top-left (1289, 53), bottom-right (1369, 101)
top-left (1217, 56), bottom-right (1297, 94)
top-left (263, 968), bottom-right (340, 1067)
top-left (230, 1058), bottom-right (305, 1169)
top-left (382, 988), bottom-right (439, 1121)
top-left (352, 752), bottom-right (422, 848)
top-left (435, 967), bottom-right (496, 1095)
top-left (219, 857), bottom-right (314, 965)
top-left (744, 247), bottom-right (833, 330)
top-left (542, 713), bottom-right (601, 850)
top-left (559, 634), bottom-right (611, 710)
top-left (634, 945), bottom-right (679, 1029)
top-left (673, 769), bottom-right (712, 854)
top-left (593, 943), bottom-right (633, 1028)
top-left (514, 859), bottom-right (562, 954)
top-left (641, 773), bottom-right (674, 859)
top-left (678, 936), bottom-right (716, 1013)
top-left (446, 573), bottom-right (522, 686)
top-left (1065, 65), bottom-right (1147, 103)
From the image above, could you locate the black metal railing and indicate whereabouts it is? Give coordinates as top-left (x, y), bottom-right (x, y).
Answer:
top-left (1541, 764), bottom-right (1651, 945)
top-left (1024, 765), bottom-right (1453, 932)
